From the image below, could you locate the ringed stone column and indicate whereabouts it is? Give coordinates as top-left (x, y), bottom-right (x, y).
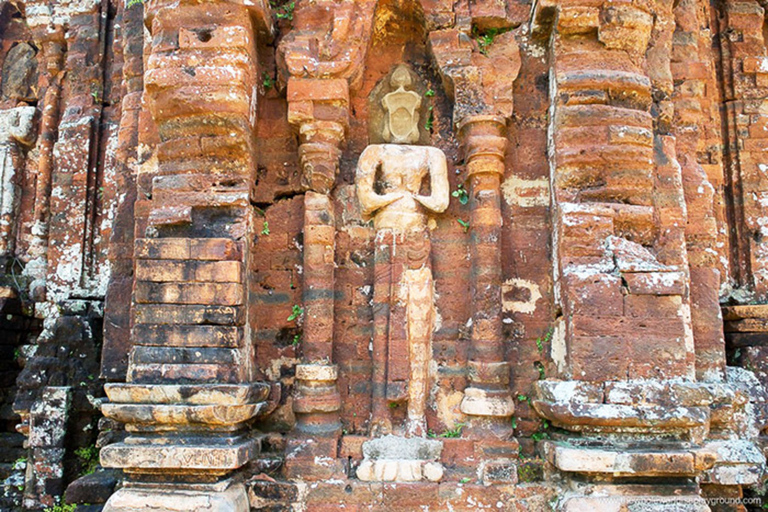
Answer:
top-left (284, 78), bottom-right (346, 479)
top-left (458, 115), bottom-right (514, 433)
top-left (99, 0), bottom-right (272, 510)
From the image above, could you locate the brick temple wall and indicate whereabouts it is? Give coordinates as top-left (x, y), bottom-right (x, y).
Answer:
top-left (0, 0), bottom-right (768, 510)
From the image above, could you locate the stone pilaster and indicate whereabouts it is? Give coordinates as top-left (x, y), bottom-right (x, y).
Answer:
top-left (458, 116), bottom-right (514, 434)
top-left (100, 0), bottom-right (272, 509)
top-left (529, 0), bottom-right (767, 506)
top-left (283, 78), bottom-right (347, 479)
top-left (25, 387), bottom-right (70, 510)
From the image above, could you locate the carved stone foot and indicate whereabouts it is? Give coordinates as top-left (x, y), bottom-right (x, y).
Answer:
top-left (355, 435), bottom-right (444, 482)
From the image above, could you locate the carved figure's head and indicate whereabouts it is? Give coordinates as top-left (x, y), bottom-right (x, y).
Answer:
top-left (390, 66), bottom-right (412, 89)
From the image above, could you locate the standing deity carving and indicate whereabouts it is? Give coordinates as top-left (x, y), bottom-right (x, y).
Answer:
top-left (356, 66), bottom-right (449, 440)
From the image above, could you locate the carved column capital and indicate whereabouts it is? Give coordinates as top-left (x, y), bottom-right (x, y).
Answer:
top-left (287, 78), bottom-right (349, 194)
top-left (457, 115), bottom-right (507, 177)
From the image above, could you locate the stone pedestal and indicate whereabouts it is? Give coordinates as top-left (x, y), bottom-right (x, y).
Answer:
top-left (101, 383), bottom-right (268, 512)
top-left (104, 480), bottom-right (249, 512)
top-left (533, 378), bottom-right (766, 510)
top-left (356, 435), bottom-right (444, 482)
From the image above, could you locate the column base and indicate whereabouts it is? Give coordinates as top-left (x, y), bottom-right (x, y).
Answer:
top-left (101, 435), bottom-right (259, 476)
top-left (460, 387), bottom-right (514, 417)
top-left (283, 434), bottom-right (346, 480)
top-left (103, 480), bottom-right (249, 512)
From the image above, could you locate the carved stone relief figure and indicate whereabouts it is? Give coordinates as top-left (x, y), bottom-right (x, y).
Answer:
top-left (380, 67), bottom-right (421, 145)
top-left (0, 106), bottom-right (36, 257)
top-left (355, 66), bottom-right (449, 482)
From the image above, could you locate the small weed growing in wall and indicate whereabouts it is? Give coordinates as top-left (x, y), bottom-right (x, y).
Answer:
top-left (261, 221), bottom-right (270, 236)
top-left (270, 0), bottom-right (295, 20)
top-left (425, 106), bottom-right (434, 131)
top-left (531, 419), bottom-right (550, 442)
top-left (75, 445), bottom-right (100, 476)
top-left (424, 88), bottom-right (435, 98)
top-left (439, 422), bottom-right (465, 438)
top-left (427, 422), bottom-right (465, 438)
top-left (457, 219), bottom-right (470, 232)
top-left (452, 184), bottom-right (469, 205)
top-left (262, 72), bottom-right (275, 90)
top-left (292, 334), bottom-right (300, 347)
top-left (287, 304), bottom-right (303, 322)
top-left (536, 327), bottom-right (553, 353)
top-left (126, 0), bottom-right (143, 7)
top-left (472, 26), bottom-right (513, 56)
top-left (459, 477), bottom-right (471, 483)
top-left (44, 500), bottom-right (77, 512)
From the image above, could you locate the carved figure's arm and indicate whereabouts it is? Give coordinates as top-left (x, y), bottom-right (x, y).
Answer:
top-left (356, 146), bottom-right (404, 217)
top-left (413, 148), bottom-right (449, 213)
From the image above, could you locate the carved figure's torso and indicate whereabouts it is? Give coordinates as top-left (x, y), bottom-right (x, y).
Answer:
top-left (371, 144), bottom-right (429, 230)
top-left (357, 144), bottom-right (448, 233)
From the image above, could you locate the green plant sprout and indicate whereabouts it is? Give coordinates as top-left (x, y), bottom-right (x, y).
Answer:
top-left (262, 72), bottom-right (275, 90)
top-left (287, 304), bottom-right (303, 322)
top-left (438, 422), bottom-right (465, 438)
top-left (425, 88), bottom-right (435, 97)
top-left (472, 27), bottom-right (512, 56)
top-left (261, 221), bottom-right (270, 235)
top-left (536, 326), bottom-right (554, 353)
top-left (75, 445), bottom-right (100, 476)
top-left (44, 501), bottom-right (77, 512)
top-left (427, 422), bottom-right (465, 438)
top-left (425, 106), bottom-right (434, 131)
top-left (457, 219), bottom-right (470, 232)
top-left (452, 184), bottom-right (469, 205)
top-left (271, 0), bottom-right (295, 20)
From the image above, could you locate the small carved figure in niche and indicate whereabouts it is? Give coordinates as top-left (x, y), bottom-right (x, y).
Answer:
top-left (381, 66), bottom-right (421, 144)
top-left (1, 43), bottom-right (39, 103)
top-left (356, 65), bottom-right (449, 438)
top-left (0, 105), bottom-right (36, 257)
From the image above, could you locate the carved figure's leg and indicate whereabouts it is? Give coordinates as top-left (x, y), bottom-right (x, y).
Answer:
top-left (406, 264), bottom-right (432, 437)
top-left (405, 234), bottom-right (432, 437)
top-left (387, 237), bottom-right (409, 405)
top-left (371, 236), bottom-right (392, 435)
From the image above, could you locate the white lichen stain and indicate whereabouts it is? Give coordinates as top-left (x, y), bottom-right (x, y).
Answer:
top-left (501, 175), bottom-right (549, 208)
top-left (550, 317), bottom-right (567, 375)
top-left (501, 278), bottom-right (542, 314)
